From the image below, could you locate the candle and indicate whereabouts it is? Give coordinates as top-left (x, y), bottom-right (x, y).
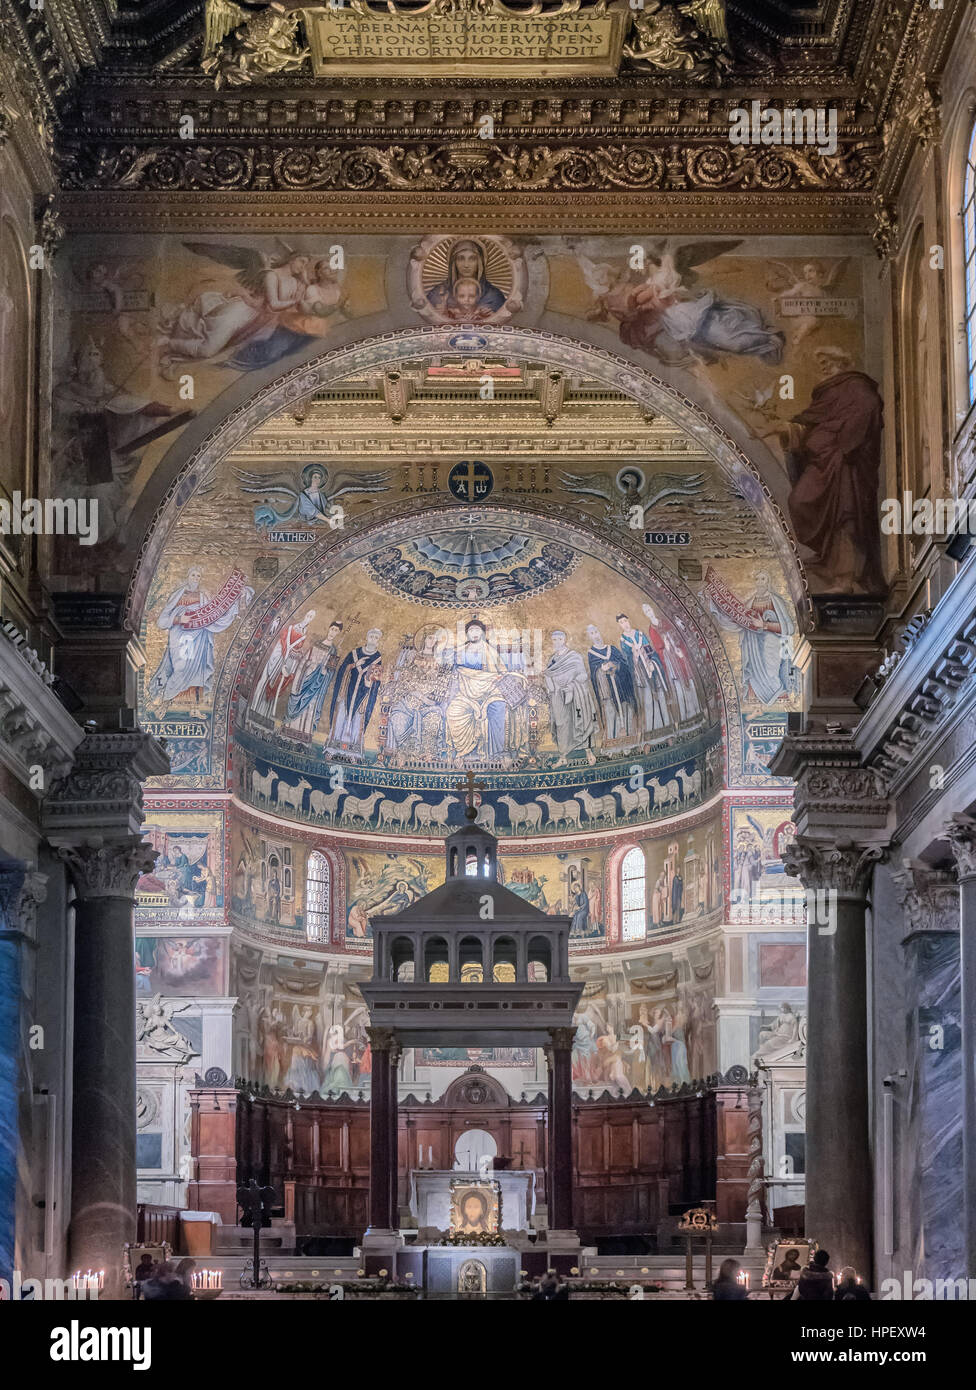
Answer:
top-left (418, 1142), bottom-right (422, 1166)
top-left (428, 1145), bottom-right (433, 1165)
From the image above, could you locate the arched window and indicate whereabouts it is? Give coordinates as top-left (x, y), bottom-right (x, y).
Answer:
top-left (964, 119), bottom-right (976, 405)
top-left (305, 851), bottom-right (330, 942)
top-left (621, 846), bottom-right (646, 941)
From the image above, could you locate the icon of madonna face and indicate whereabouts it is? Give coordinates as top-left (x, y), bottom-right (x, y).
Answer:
top-left (426, 240), bottom-right (507, 318)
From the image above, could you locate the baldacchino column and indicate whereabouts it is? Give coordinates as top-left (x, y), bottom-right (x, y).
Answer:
top-left (43, 728), bottom-right (169, 1296)
top-left (546, 1026), bottom-right (577, 1244)
top-left (771, 730), bottom-right (889, 1279)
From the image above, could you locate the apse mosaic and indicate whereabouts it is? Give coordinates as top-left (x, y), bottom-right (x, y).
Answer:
top-left (226, 522), bottom-right (721, 836)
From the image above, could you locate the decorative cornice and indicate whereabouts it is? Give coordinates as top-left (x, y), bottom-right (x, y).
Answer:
top-left (0, 627), bottom-right (82, 797)
top-left (855, 577), bottom-right (976, 795)
top-left (57, 187), bottom-right (877, 235)
top-left (43, 728), bottom-right (170, 842)
top-left (58, 134), bottom-right (881, 196)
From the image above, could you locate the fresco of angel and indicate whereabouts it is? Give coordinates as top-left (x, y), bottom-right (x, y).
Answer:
top-left (236, 463), bottom-right (391, 530)
top-left (156, 239), bottom-right (344, 373)
top-left (558, 464), bottom-right (706, 521)
top-left (764, 258), bottom-right (852, 344)
top-left (573, 238), bottom-right (785, 367)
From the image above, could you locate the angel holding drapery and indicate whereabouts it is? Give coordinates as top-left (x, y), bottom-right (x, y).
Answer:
top-left (156, 239), bottom-right (344, 373)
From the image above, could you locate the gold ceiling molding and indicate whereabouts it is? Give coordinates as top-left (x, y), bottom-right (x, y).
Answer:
top-left (59, 135), bottom-right (879, 198)
top-left (57, 187), bottom-right (876, 234)
top-left (200, 0), bottom-right (730, 86)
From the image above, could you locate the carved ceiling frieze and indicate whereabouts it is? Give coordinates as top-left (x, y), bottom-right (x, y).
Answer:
top-left (59, 134), bottom-right (880, 196)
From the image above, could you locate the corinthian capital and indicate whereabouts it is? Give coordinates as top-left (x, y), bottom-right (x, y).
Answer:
top-left (366, 1026), bottom-right (398, 1054)
top-left (943, 813), bottom-right (976, 879)
top-left (781, 836), bottom-right (886, 897)
top-left (58, 836), bottom-right (158, 900)
top-left (891, 862), bottom-right (959, 935)
top-left (0, 865), bottom-right (48, 940)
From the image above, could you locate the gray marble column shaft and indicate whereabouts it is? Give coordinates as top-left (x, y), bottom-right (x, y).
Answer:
top-left (59, 838), bottom-right (157, 1297)
top-left (783, 838), bottom-right (883, 1278)
top-left (943, 816), bottom-right (976, 1282)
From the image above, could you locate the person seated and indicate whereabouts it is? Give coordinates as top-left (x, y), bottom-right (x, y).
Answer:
top-left (140, 1259), bottom-right (192, 1301)
top-left (712, 1257), bottom-right (748, 1300)
top-left (796, 1248), bottom-right (835, 1300)
top-left (834, 1265), bottom-right (871, 1300)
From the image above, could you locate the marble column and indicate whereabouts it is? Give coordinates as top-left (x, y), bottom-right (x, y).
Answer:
top-left (892, 863), bottom-right (962, 1283)
top-left (367, 1027), bottom-right (396, 1234)
top-left (942, 815), bottom-right (976, 1282)
top-left (547, 1027), bottom-right (576, 1235)
top-left (0, 864), bottom-right (46, 1285)
top-left (781, 836), bottom-right (884, 1278)
top-left (59, 838), bottom-right (158, 1297)
top-left (389, 1038), bottom-right (401, 1228)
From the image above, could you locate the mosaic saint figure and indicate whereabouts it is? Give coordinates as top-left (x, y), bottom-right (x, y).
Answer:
top-left (327, 628), bottom-right (383, 755)
top-left (385, 628), bottom-right (451, 763)
top-left (616, 613), bottom-right (672, 734)
top-left (585, 624), bottom-right (637, 744)
top-left (284, 621), bottom-right (343, 741)
top-left (149, 565), bottom-right (253, 705)
top-left (445, 620), bottom-right (522, 762)
top-left (249, 610), bottom-right (316, 721)
top-left (543, 629), bottom-right (598, 766)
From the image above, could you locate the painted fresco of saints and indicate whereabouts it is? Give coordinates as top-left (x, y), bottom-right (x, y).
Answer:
top-left (756, 346), bottom-right (885, 594)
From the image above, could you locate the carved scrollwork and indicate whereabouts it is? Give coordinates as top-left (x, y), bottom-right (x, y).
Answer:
top-left (943, 814), bottom-right (976, 880)
top-left (780, 836), bottom-right (886, 897)
top-left (57, 836), bottom-right (159, 900)
top-left (891, 862), bottom-right (958, 935)
top-left (60, 137), bottom-right (880, 196)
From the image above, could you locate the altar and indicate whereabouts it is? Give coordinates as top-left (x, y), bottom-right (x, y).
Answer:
top-left (409, 1170), bottom-right (536, 1235)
